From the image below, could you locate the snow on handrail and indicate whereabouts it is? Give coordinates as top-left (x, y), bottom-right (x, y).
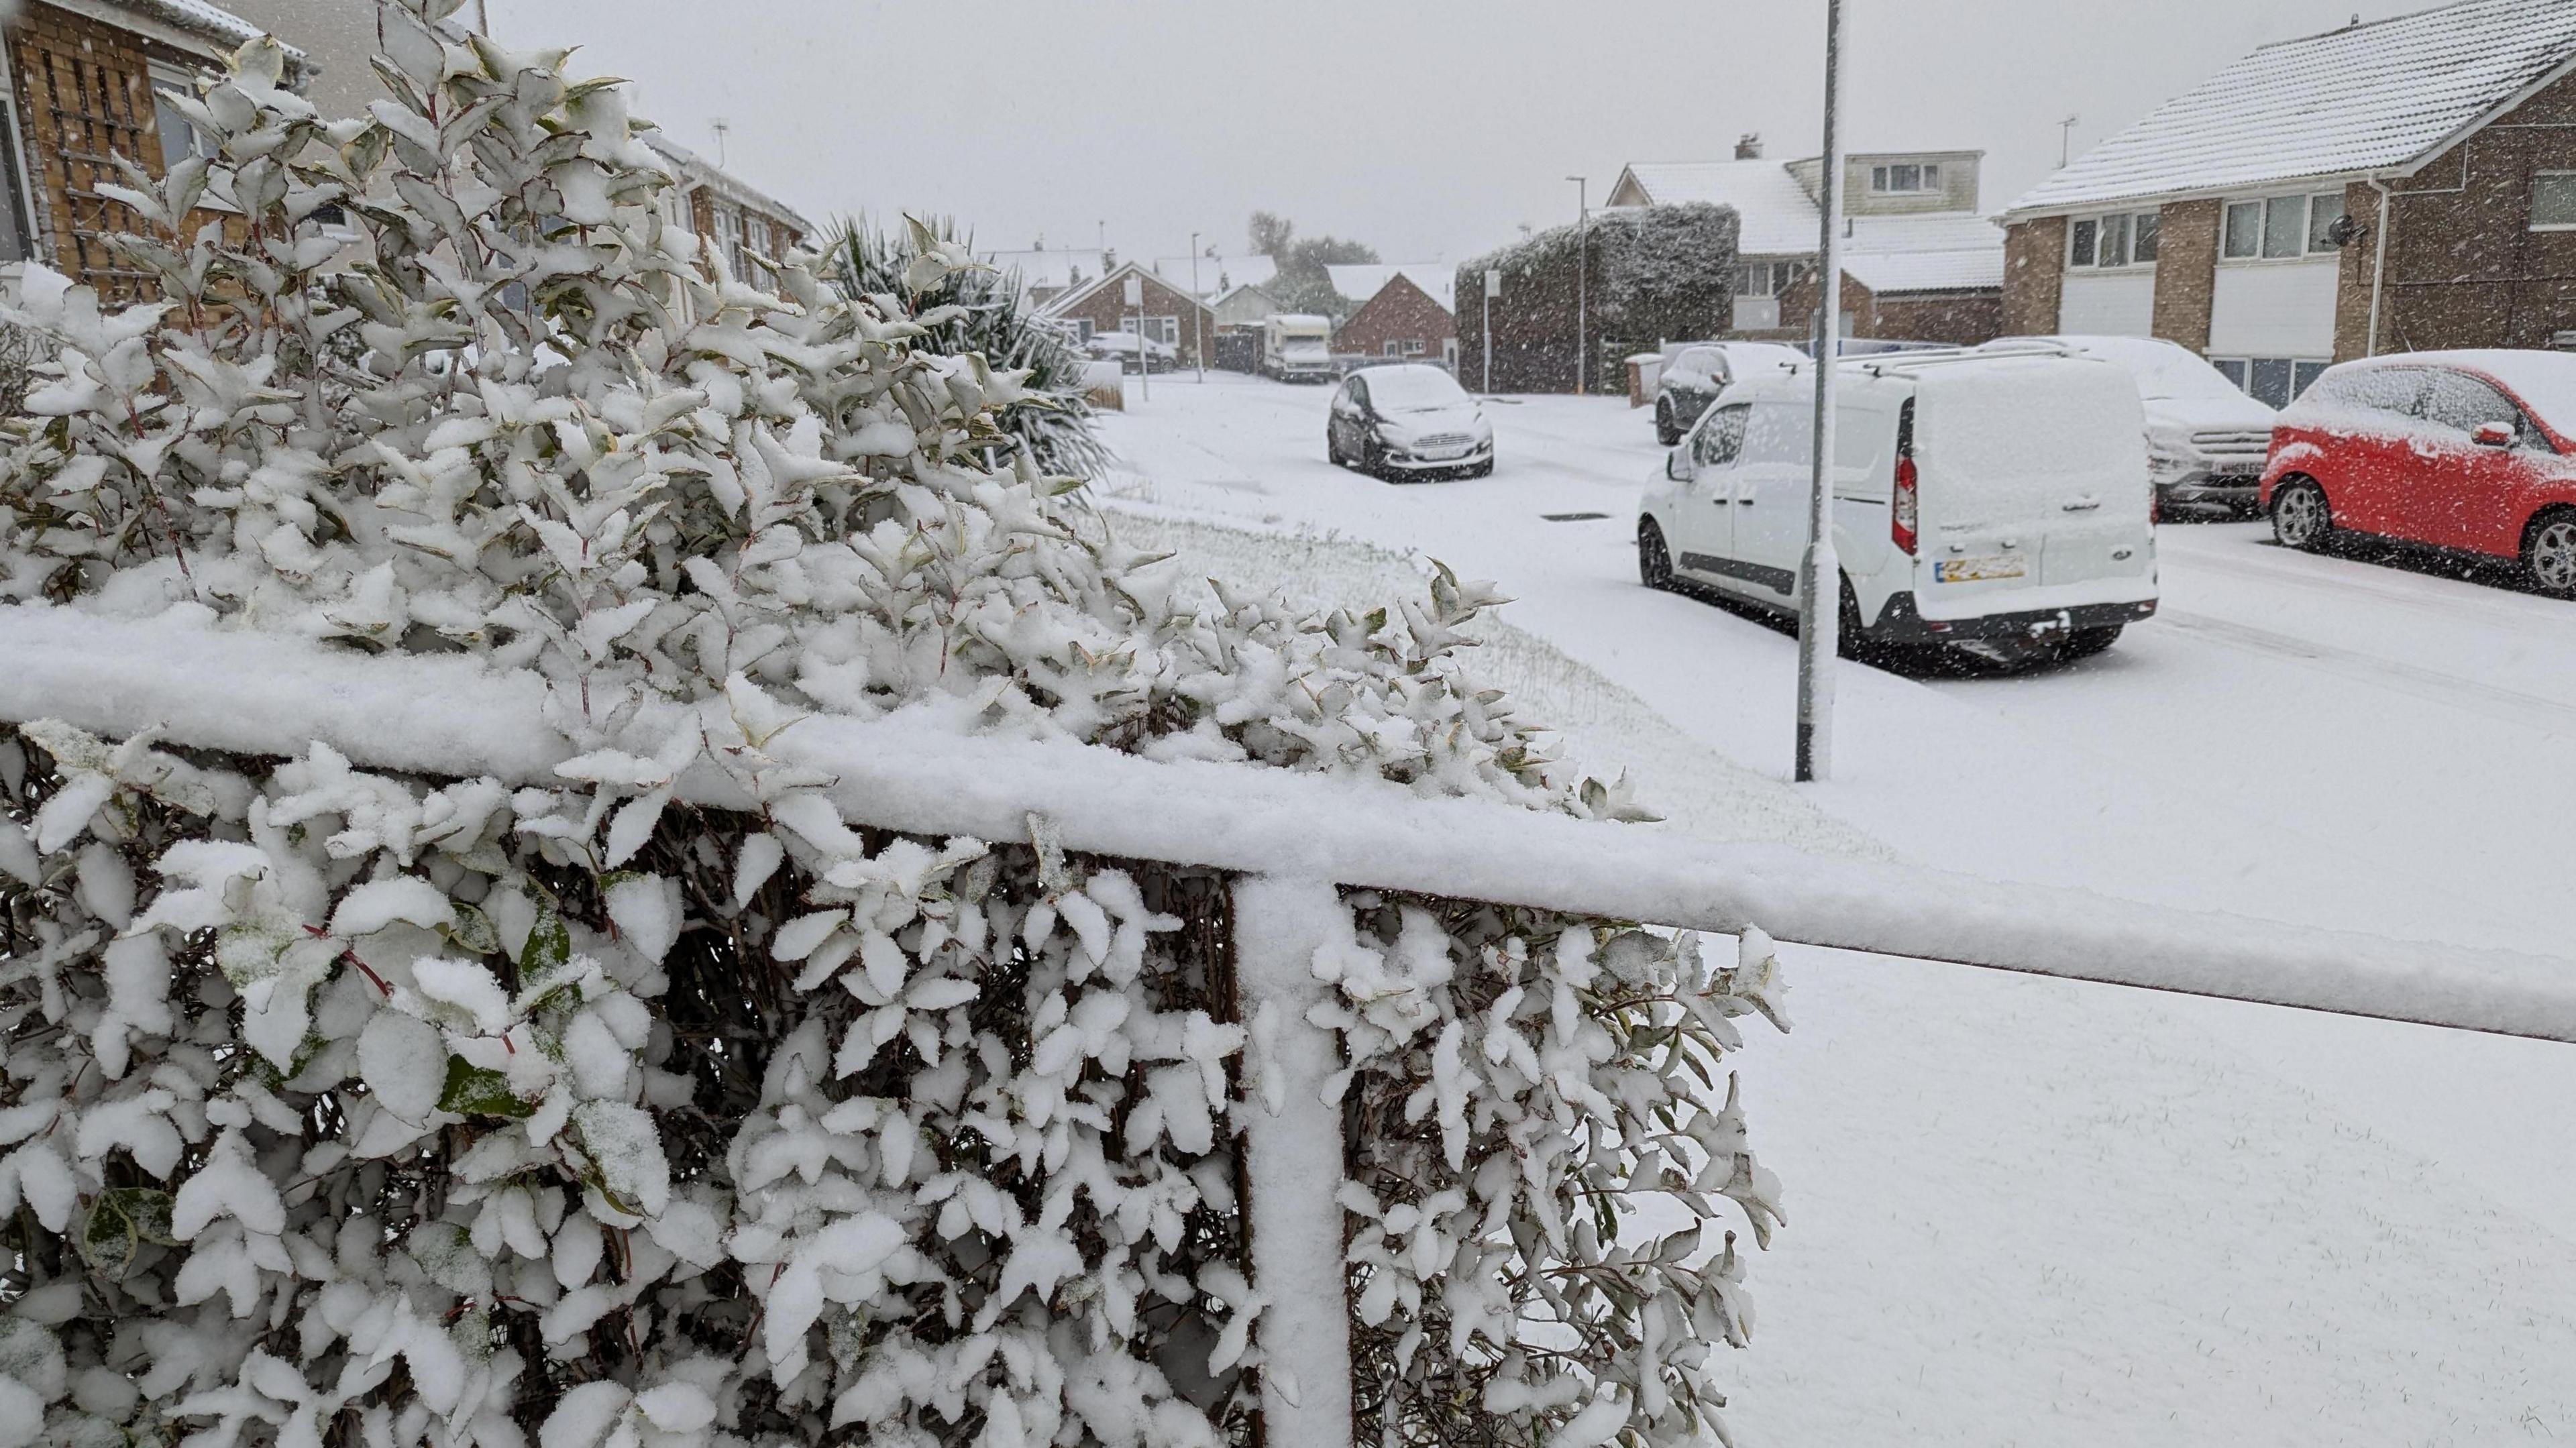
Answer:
top-left (5, 603), bottom-right (2573, 1044)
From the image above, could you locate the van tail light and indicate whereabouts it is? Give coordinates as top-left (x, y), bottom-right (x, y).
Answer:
top-left (1892, 455), bottom-right (1919, 555)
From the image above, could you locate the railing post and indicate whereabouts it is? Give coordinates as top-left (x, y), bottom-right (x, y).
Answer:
top-left (1230, 875), bottom-right (1355, 1448)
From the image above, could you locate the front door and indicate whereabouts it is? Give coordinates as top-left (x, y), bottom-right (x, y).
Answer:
top-left (1672, 402), bottom-right (1751, 581)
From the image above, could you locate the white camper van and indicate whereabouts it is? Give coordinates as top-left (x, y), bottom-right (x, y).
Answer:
top-left (1262, 315), bottom-right (1336, 384)
top-left (1637, 350), bottom-right (2159, 659)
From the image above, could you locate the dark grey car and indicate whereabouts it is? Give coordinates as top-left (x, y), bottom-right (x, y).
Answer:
top-left (1653, 342), bottom-right (1807, 445)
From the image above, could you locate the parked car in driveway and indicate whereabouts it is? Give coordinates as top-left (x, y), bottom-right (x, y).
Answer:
top-left (1638, 350), bottom-right (2159, 661)
top-left (2262, 350), bottom-right (2576, 597)
top-left (1654, 341), bottom-right (1807, 445)
top-left (1085, 331), bottom-right (1177, 374)
top-left (1980, 335), bottom-right (2277, 516)
top-left (1326, 364), bottom-right (1495, 480)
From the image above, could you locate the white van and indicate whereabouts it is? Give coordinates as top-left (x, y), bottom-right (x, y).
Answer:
top-left (1635, 351), bottom-right (2159, 658)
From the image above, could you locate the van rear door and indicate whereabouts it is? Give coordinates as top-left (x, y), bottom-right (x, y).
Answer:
top-left (1912, 357), bottom-right (2151, 608)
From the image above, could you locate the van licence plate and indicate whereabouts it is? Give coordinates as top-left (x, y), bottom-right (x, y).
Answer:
top-left (1935, 555), bottom-right (2027, 583)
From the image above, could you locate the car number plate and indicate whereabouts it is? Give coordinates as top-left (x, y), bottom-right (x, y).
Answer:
top-left (1935, 555), bottom-right (2027, 583)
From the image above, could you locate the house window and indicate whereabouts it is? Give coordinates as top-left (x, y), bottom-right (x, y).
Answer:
top-left (150, 66), bottom-right (217, 168)
top-left (2068, 211), bottom-right (2158, 269)
top-left (1735, 260), bottom-right (1791, 296)
top-left (2534, 172), bottom-right (2576, 231)
top-left (2211, 355), bottom-right (2330, 407)
top-left (1148, 315), bottom-right (1179, 345)
top-left (1072, 318), bottom-right (1094, 343)
top-left (2222, 192), bottom-right (2345, 260)
top-left (1384, 340), bottom-right (1402, 357)
top-left (0, 94), bottom-right (34, 262)
top-left (1870, 162), bottom-right (1940, 194)
top-left (1405, 339), bottom-right (1426, 356)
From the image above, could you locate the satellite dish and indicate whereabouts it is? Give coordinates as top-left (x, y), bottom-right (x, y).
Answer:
top-left (2324, 213), bottom-right (2365, 248)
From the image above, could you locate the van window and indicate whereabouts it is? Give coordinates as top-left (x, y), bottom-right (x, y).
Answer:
top-left (1741, 402), bottom-right (1813, 466)
top-left (1695, 403), bottom-right (1752, 466)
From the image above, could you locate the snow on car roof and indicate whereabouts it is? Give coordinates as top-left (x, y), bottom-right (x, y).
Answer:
top-left (2008, 0), bottom-right (2576, 216)
top-left (2398, 348), bottom-right (2576, 430)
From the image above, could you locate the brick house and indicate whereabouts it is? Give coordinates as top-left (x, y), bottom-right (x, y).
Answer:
top-left (1040, 260), bottom-right (1218, 367)
top-left (643, 135), bottom-right (812, 285)
top-left (0, 0), bottom-right (309, 300)
top-left (1327, 266), bottom-right (1456, 366)
top-left (1999, 0), bottom-right (2576, 406)
top-left (1605, 137), bottom-right (2004, 345)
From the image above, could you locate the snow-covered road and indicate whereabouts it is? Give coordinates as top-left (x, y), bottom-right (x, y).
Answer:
top-left (1095, 371), bottom-right (2576, 1445)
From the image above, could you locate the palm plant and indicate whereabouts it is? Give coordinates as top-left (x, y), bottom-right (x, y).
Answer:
top-left (828, 214), bottom-right (1110, 479)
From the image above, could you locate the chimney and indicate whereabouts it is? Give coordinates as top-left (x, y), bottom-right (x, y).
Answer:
top-left (1735, 133), bottom-right (1763, 160)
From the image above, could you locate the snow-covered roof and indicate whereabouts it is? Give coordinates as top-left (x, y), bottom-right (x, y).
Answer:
top-left (983, 248), bottom-right (1111, 296)
top-left (642, 134), bottom-right (814, 237)
top-left (1040, 260), bottom-right (1212, 318)
top-left (93, 0), bottom-right (306, 64)
top-left (1613, 160), bottom-right (1825, 254)
top-left (2009, 0), bottom-right (2576, 216)
top-left (1150, 254), bottom-right (1277, 296)
top-left (1843, 247), bottom-right (2006, 294)
top-left (1325, 264), bottom-right (1456, 314)
top-left (1210, 281), bottom-right (1276, 307)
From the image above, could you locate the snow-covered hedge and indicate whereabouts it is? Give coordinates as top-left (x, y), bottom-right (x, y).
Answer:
top-left (0, 5), bottom-right (1782, 1446)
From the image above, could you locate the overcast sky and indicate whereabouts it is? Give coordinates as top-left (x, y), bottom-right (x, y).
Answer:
top-left (489, 0), bottom-right (2428, 262)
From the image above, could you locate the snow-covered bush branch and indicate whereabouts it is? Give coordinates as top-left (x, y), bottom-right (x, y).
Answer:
top-left (0, 3), bottom-right (1783, 1444)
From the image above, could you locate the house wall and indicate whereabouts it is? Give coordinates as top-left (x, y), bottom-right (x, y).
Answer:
top-left (2365, 64), bottom-right (2576, 357)
top-left (1049, 269), bottom-right (1217, 364)
top-left (2000, 216), bottom-right (2067, 336)
top-left (1787, 152), bottom-right (1981, 215)
top-left (1332, 275), bottom-right (1455, 362)
top-left (2058, 271), bottom-right (2155, 335)
top-left (5, 2), bottom-right (254, 299)
top-left (1776, 269), bottom-right (2003, 345)
top-left (2146, 199), bottom-right (2221, 353)
top-left (2210, 260), bottom-right (2339, 358)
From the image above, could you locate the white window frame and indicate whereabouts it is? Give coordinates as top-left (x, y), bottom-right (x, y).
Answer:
top-left (1868, 161), bottom-right (1941, 194)
top-left (1404, 339), bottom-right (1426, 356)
top-left (1383, 340), bottom-right (1402, 357)
top-left (0, 76), bottom-right (41, 264)
top-left (2534, 171), bottom-right (2576, 232)
top-left (1735, 260), bottom-right (1790, 297)
top-left (2221, 192), bottom-right (2347, 262)
top-left (2066, 209), bottom-right (2160, 271)
top-left (1148, 315), bottom-right (1179, 345)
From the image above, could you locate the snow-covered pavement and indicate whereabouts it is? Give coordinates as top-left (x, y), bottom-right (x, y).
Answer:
top-left (1094, 371), bottom-right (2576, 1445)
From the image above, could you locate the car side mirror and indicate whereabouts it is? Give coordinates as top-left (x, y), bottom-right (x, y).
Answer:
top-left (1666, 448), bottom-right (1690, 482)
top-left (2475, 421), bottom-right (2514, 448)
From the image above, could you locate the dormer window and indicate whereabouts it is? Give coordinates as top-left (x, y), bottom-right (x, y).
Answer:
top-left (1870, 162), bottom-right (1941, 194)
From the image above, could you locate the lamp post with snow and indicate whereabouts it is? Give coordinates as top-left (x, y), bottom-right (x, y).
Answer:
top-left (1566, 175), bottom-right (1589, 395)
top-left (1190, 231), bottom-right (1205, 382)
top-left (1794, 0), bottom-right (1846, 783)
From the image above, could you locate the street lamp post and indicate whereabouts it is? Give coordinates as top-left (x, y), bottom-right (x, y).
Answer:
top-left (1794, 0), bottom-right (1847, 784)
top-left (1190, 231), bottom-right (1205, 382)
top-left (1566, 176), bottom-right (1588, 395)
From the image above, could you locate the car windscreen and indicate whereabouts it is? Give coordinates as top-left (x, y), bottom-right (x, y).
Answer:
top-left (1366, 368), bottom-right (1469, 411)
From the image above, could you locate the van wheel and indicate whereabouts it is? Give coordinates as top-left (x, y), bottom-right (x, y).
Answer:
top-left (2271, 478), bottom-right (2332, 552)
top-left (1638, 520), bottom-right (1674, 590)
top-left (2525, 509), bottom-right (2576, 598)
top-left (1655, 400), bottom-right (1680, 447)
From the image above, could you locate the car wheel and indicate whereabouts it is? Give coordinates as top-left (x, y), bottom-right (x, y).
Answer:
top-left (2527, 509), bottom-right (2576, 598)
top-left (1326, 431), bottom-right (1344, 467)
top-left (1655, 401), bottom-right (1679, 447)
top-left (1638, 520), bottom-right (1674, 590)
top-left (2271, 478), bottom-right (2332, 552)
top-left (1362, 441), bottom-right (1389, 480)
top-left (1466, 459), bottom-right (1493, 479)
top-left (2057, 624), bottom-right (2123, 660)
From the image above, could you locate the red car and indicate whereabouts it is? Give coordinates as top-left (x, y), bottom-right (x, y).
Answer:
top-left (2259, 350), bottom-right (2576, 597)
